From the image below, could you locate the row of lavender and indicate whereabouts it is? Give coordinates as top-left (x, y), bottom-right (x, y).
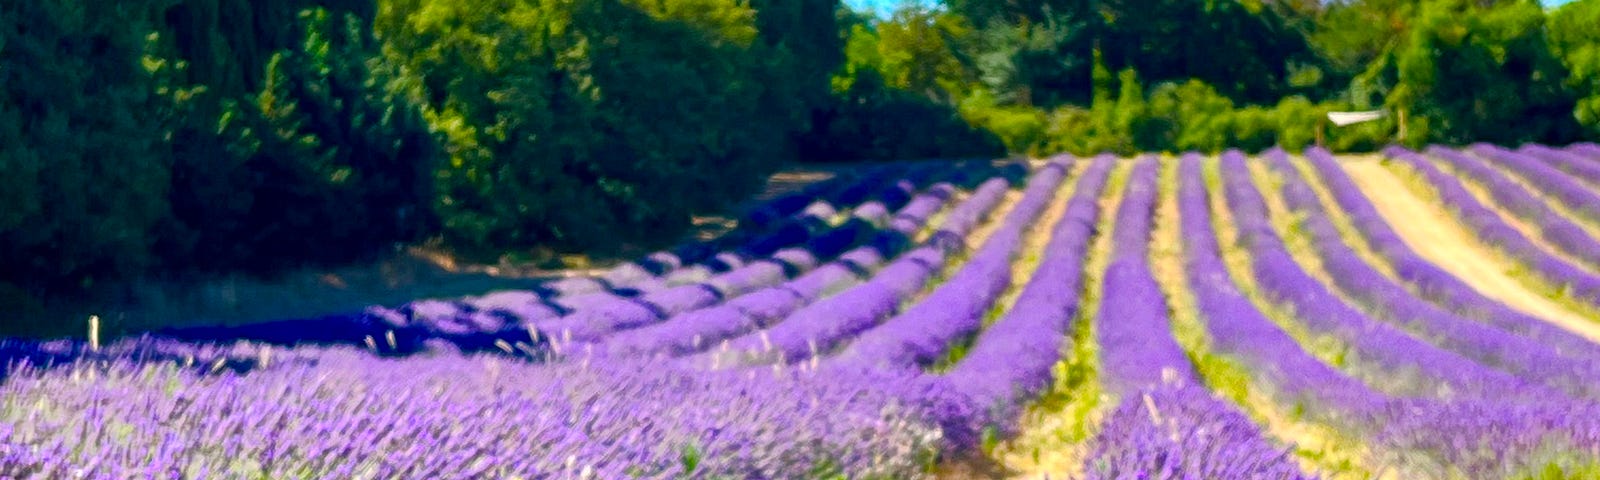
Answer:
top-left (0, 160), bottom-right (1032, 478)
top-left (6, 146), bottom-right (1600, 478)
top-left (1319, 147), bottom-right (1600, 362)
top-left (1213, 148), bottom-right (1600, 476)
top-left (693, 152), bottom-right (1085, 370)
top-left (0, 154), bottom-right (1092, 478)
top-left (1398, 145), bottom-right (1600, 310)
top-left (406, 161), bottom-right (1029, 353)
top-left (594, 161), bottom-right (924, 291)
top-left (1292, 146), bottom-right (1600, 474)
top-left (359, 163), bottom-right (948, 352)
top-left (1054, 148), bottom-right (1600, 478)
top-left (1084, 156), bottom-right (1307, 478)
top-left (586, 169), bottom-right (1018, 362)
top-left (1257, 148), bottom-right (1600, 398)
top-left (140, 161), bottom-right (1019, 359)
top-left (547, 160), bottom-right (1020, 298)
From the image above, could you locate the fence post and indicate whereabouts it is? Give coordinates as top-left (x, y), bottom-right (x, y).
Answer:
top-left (1315, 118), bottom-right (1326, 148)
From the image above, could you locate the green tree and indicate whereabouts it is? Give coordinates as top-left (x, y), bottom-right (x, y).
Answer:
top-left (749, 0), bottom-right (845, 134)
top-left (873, 5), bottom-right (974, 103)
top-left (377, 0), bottom-right (790, 255)
top-left (156, 7), bottom-right (437, 272)
top-left (1390, 0), bottom-right (1579, 145)
top-left (961, 12), bottom-right (1092, 108)
top-left (949, 0), bottom-right (1322, 106)
top-left (1548, 0), bottom-right (1600, 136)
top-left (0, 1), bottom-right (170, 299)
top-left (1309, 0), bottom-right (1419, 81)
top-left (804, 3), bottom-right (1005, 162)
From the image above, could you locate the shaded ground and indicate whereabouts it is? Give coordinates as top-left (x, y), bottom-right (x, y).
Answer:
top-left (31, 164), bottom-right (856, 340)
top-left (685, 168), bottom-right (841, 242)
top-left (1340, 158), bottom-right (1600, 342)
top-left (27, 158), bottom-right (1038, 340)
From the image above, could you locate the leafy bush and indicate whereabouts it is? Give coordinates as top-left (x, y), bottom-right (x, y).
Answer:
top-left (1145, 80), bottom-right (1234, 153)
top-left (1548, 0), bottom-right (1600, 137)
top-left (156, 7), bottom-right (437, 273)
top-left (1019, 72), bottom-right (1344, 156)
top-left (375, 0), bottom-right (799, 256)
top-left (803, 69), bottom-right (1006, 162)
top-left (1390, 0), bottom-right (1580, 146)
top-left (957, 88), bottom-right (1047, 154)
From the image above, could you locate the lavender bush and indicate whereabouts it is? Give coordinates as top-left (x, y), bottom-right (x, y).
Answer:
top-left (1082, 155), bottom-right (1305, 477)
top-left (1395, 146), bottom-right (1600, 309)
top-left (1302, 147), bottom-right (1600, 362)
top-left (1424, 145), bottom-right (1600, 271)
top-left (1257, 148), bottom-right (1600, 399)
top-left (11, 149), bottom-right (1600, 478)
top-left (1217, 150), bottom-right (1535, 399)
top-left (0, 346), bottom-right (953, 479)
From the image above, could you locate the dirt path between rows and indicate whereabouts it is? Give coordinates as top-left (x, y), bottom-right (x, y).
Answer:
top-left (1340, 159), bottom-right (1600, 342)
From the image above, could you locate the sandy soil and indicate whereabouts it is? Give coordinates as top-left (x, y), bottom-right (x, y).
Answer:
top-left (1340, 159), bottom-right (1600, 342)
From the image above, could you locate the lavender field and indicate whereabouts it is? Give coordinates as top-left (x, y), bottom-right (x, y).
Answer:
top-left (7, 145), bottom-right (1600, 479)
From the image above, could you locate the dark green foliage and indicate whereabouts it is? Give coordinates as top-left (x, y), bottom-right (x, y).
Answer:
top-left (0, 1), bottom-right (170, 297)
top-left (2, 0), bottom-right (435, 322)
top-left (1389, 0), bottom-right (1580, 146)
top-left (158, 7), bottom-right (437, 273)
top-left (749, 0), bottom-right (846, 133)
top-left (154, 0), bottom-right (374, 99)
top-left (1096, 0), bottom-right (1322, 104)
top-left (1548, 0), bottom-right (1600, 136)
top-left (799, 6), bottom-right (1006, 162)
top-left (950, 0), bottom-right (1322, 106)
top-left (961, 13), bottom-right (1093, 108)
top-left (376, 0), bottom-right (795, 255)
top-left (802, 69), bottom-right (1006, 162)
top-left (144, 0), bottom-right (425, 273)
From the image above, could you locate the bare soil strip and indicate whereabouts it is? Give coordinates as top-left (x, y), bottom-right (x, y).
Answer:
top-left (1340, 159), bottom-right (1600, 342)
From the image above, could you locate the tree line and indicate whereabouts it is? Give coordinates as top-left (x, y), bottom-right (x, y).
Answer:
top-left (852, 0), bottom-right (1600, 156)
top-left (1, 0), bottom-right (1597, 323)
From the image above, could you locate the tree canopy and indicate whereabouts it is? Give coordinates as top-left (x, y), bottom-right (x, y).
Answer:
top-left (4, 0), bottom-right (1600, 328)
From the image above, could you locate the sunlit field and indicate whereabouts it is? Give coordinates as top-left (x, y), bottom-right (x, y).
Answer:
top-left (7, 145), bottom-right (1600, 479)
